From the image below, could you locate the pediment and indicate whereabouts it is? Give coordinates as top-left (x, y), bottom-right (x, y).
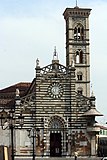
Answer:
top-left (39, 62), bottom-right (70, 79)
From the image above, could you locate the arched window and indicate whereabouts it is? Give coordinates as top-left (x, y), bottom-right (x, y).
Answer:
top-left (80, 50), bottom-right (83, 63)
top-left (76, 51), bottom-right (79, 63)
top-left (77, 71), bottom-right (83, 80)
top-left (81, 27), bottom-right (84, 40)
top-left (74, 24), bottom-right (84, 40)
top-left (76, 50), bottom-right (83, 64)
top-left (77, 87), bottom-right (83, 95)
top-left (74, 27), bottom-right (77, 37)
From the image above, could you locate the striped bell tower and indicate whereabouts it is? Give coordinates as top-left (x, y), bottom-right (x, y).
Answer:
top-left (63, 5), bottom-right (91, 97)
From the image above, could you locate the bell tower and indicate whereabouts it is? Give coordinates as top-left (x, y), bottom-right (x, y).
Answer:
top-left (63, 6), bottom-right (91, 97)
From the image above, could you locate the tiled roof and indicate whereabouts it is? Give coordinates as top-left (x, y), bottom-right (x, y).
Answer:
top-left (0, 82), bottom-right (31, 93)
top-left (83, 108), bottom-right (103, 116)
top-left (0, 82), bottom-right (31, 108)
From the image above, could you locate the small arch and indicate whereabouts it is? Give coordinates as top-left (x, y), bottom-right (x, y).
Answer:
top-left (77, 87), bottom-right (83, 95)
top-left (76, 51), bottom-right (79, 63)
top-left (77, 71), bottom-right (83, 80)
top-left (80, 50), bottom-right (83, 63)
top-left (76, 50), bottom-right (83, 64)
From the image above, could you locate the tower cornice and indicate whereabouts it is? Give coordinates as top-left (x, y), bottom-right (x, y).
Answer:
top-left (63, 7), bottom-right (91, 20)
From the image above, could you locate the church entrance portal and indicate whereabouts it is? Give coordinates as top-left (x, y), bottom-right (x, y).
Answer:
top-left (50, 133), bottom-right (62, 157)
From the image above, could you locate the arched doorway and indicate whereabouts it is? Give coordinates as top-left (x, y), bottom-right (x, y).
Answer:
top-left (48, 116), bottom-right (65, 157)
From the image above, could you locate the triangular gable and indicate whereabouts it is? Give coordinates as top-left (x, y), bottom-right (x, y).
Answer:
top-left (39, 62), bottom-right (70, 79)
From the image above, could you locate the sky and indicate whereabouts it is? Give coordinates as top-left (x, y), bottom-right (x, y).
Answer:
top-left (0, 0), bottom-right (107, 124)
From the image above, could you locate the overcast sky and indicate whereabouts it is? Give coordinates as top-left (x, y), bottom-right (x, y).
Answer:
top-left (0, 0), bottom-right (107, 124)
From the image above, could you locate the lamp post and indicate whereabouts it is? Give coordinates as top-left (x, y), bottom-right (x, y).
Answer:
top-left (28, 127), bottom-right (40, 160)
top-left (28, 127), bottom-right (36, 160)
top-left (0, 108), bottom-right (24, 160)
top-left (6, 109), bottom-right (16, 160)
top-left (32, 128), bottom-right (35, 160)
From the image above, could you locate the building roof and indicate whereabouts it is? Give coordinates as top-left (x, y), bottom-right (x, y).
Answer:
top-left (100, 125), bottom-right (107, 130)
top-left (0, 82), bottom-right (31, 108)
top-left (83, 108), bottom-right (103, 116)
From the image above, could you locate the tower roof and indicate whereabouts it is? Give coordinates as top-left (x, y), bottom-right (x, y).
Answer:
top-left (83, 108), bottom-right (103, 117)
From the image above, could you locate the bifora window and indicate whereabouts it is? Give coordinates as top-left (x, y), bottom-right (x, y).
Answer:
top-left (77, 71), bottom-right (83, 81)
top-left (76, 50), bottom-right (83, 64)
top-left (74, 24), bottom-right (84, 40)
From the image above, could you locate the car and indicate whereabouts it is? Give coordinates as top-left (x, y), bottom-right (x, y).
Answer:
top-left (101, 158), bottom-right (107, 160)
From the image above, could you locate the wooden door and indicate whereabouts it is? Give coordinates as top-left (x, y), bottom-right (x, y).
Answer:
top-left (50, 133), bottom-right (61, 157)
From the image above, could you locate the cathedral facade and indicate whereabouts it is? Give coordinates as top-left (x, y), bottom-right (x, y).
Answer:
top-left (0, 4), bottom-right (103, 158)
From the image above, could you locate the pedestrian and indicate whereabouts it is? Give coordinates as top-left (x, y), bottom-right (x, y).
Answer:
top-left (74, 151), bottom-right (78, 160)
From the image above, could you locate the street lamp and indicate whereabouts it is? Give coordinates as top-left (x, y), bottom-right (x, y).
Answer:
top-left (0, 108), bottom-right (24, 160)
top-left (8, 109), bottom-right (15, 160)
top-left (28, 127), bottom-right (36, 160)
top-left (28, 127), bottom-right (40, 160)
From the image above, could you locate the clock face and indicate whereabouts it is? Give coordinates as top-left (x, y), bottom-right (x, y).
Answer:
top-left (48, 83), bottom-right (63, 99)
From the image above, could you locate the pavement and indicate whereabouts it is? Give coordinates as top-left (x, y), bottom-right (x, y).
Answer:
top-left (15, 156), bottom-right (102, 160)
